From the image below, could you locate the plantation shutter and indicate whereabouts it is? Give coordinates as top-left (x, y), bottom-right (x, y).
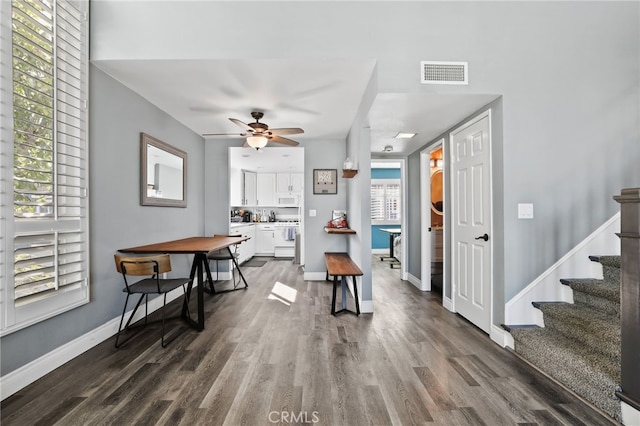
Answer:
top-left (385, 183), bottom-right (401, 220)
top-left (371, 183), bottom-right (385, 221)
top-left (2, 0), bottom-right (89, 333)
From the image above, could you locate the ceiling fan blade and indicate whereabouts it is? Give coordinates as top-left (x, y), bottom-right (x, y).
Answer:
top-left (269, 135), bottom-right (300, 146)
top-left (202, 132), bottom-right (245, 137)
top-left (229, 118), bottom-right (254, 132)
top-left (268, 127), bottom-right (304, 136)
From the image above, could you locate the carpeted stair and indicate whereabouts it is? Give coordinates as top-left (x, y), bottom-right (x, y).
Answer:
top-left (505, 255), bottom-right (622, 423)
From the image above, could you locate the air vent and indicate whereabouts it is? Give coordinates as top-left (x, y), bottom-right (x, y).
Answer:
top-left (421, 61), bottom-right (468, 85)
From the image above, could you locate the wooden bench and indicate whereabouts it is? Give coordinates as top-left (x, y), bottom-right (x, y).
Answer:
top-left (324, 252), bottom-right (363, 316)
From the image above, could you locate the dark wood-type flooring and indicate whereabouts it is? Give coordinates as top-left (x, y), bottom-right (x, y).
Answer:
top-left (2, 256), bottom-right (618, 425)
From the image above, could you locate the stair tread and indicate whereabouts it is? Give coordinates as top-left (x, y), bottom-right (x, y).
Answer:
top-left (535, 302), bottom-right (620, 360)
top-left (596, 255), bottom-right (621, 268)
top-left (560, 278), bottom-right (620, 302)
top-left (510, 327), bottom-right (621, 421)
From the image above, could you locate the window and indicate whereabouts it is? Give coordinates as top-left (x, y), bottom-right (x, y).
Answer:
top-left (371, 179), bottom-right (401, 224)
top-left (1, 0), bottom-right (89, 334)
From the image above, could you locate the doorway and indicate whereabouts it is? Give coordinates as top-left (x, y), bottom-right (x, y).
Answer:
top-left (370, 159), bottom-right (406, 278)
top-left (420, 141), bottom-right (444, 295)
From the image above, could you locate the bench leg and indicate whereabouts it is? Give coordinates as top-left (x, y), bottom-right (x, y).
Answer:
top-left (331, 274), bottom-right (338, 315)
top-left (352, 275), bottom-right (360, 316)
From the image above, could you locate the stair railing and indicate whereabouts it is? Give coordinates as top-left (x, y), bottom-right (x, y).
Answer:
top-left (613, 188), bottom-right (640, 414)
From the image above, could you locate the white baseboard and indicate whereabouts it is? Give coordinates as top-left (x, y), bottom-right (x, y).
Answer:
top-left (304, 271), bottom-right (327, 281)
top-left (360, 300), bottom-right (374, 313)
top-left (443, 296), bottom-right (453, 312)
top-left (622, 400), bottom-right (640, 426)
top-left (505, 213), bottom-right (620, 326)
top-left (490, 324), bottom-right (514, 349)
top-left (372, 248), bottom-right (388, 255)
top-left (0, 288), bottom-right (184, 401)
top-left (406, 272), bottom-right (430, 291)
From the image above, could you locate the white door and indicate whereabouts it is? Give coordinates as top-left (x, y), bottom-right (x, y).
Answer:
top-left (451, 111), bottom-right (492, 334)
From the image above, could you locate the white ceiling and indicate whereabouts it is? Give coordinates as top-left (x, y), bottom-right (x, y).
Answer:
top-left (94, 59), bottom-right (499, 156)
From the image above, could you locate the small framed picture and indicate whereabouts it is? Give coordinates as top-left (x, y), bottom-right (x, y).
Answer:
top-left (313, 169), bottom-right (337, 194)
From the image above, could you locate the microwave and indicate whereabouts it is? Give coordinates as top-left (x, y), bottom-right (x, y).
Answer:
top-left (277, 194), bottom-right (299, 206)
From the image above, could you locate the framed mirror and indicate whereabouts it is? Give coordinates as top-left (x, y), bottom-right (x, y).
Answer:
top-left (140, 133), bottom-right (187, 207)
top-left (431, 169), bottom-right (443, 215)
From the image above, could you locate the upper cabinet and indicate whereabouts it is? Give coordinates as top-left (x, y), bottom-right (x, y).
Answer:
top-left (277, 173), bottom-right (303, 195)
top-left (243, 170), bottom-right (257, 206)
top-left (257, 173), bottom-right (276, 206)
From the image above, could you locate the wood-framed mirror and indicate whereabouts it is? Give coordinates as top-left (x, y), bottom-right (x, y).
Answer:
top-left (431, 168), bottom-right (443, 215)
top-left (140, 133), bottom-right (187, 207)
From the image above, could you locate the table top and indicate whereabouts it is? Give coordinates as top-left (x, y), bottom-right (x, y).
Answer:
top-left (119, 235), bottom-right (249, 254)
top-left (379, 228), bottom-right (401, 234)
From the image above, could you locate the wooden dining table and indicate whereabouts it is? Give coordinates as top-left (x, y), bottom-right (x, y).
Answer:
top-left (119, 235), bottom-right (249, 331)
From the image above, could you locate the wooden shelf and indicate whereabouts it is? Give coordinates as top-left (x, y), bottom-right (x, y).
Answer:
top-left (342, 169), bottom-right (358, 178)
top-left (324, 227), bottom-right (356, 234)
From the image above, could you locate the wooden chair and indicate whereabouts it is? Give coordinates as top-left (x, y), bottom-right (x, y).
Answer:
top-left (114, 253), bottom-right (191, 348)
top-left (206, 234), bottom-right (242, 292)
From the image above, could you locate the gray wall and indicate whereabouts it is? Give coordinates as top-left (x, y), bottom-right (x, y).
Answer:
top-left (0, 67), bottom-right (205, 375)
top-left (203, 139), bottom-right (349, 275)
top-left (4, 0), bottom-right (638, 377)
top-left (90, 1), bottom-right (640, 308)
top-left (406, 98), bottom-right (505, 319)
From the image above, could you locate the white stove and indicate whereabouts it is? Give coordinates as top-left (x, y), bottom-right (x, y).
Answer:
top-left (273, 220), bottom-right (299, 257)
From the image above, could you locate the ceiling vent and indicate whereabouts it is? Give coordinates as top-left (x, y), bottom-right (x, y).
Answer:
top-left (421, 61), bottom-right (468, 85)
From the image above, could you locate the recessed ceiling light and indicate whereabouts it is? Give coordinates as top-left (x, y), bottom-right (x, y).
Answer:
top-left (394, 132), bottom-right (416, 139)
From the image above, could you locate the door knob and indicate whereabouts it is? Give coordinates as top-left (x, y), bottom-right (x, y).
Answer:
top-left (475, 233), bottom-right (489, 241)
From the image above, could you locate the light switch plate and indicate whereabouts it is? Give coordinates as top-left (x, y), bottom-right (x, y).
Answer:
top-left (518, 203), bottom-right (534, 219)
top-left (309, 209), bottom-right (317, 217)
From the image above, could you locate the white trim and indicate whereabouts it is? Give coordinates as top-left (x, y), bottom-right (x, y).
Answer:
top-left (621, 400), bottom-right (640, 426)
top-left (505, 213), bottom-right (620, 326)
top-left (304, 271), bottom-right (327, 281)
top-left (443, 296), bottom-right (454, 312)
top-left (371, 248), bottom-right (388, 255)
top-left (490, 324), bottom-right (514, 349)
top-left (359, 300), bottom-right (374, 313)
top-left (406, 272), bottom-right (425, 291)
top-left (0, 287), bottom-right (184, 401)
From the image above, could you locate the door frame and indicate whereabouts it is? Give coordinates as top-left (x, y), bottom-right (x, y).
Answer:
top-left (448, 109), bottom-right (494, 328)
top-left (419, 139), bottom-right (444, 292)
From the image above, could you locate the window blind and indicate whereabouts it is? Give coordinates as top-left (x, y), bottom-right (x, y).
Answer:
top-left (371, 180), bottom-right (401, 224)
top-left (2, 0), bottom-right (89, 334)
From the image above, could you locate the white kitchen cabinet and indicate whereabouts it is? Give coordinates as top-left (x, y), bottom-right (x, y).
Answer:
top-left (276, 173), bottom-right (303, 194)
top-left (231, 224), bottom-right (256, 264)
top-left (257, 173), bottom-right (276, 206)
top-left (256, 224), bottom-right (275, 255)
top-left (243, 170), bottom-right (257, 205)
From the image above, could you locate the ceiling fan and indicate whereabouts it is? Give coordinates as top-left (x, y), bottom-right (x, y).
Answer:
top-left (202, 111), bottom-right (304, 149)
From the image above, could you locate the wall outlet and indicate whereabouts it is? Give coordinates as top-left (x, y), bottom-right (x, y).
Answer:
top-left (309, 209), bottom-right (317, 217)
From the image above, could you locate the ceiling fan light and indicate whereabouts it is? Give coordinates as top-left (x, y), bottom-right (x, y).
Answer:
top-left (247, 135), bottom-right (268, 149)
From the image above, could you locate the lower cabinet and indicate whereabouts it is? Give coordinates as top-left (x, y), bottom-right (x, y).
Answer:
top-left (256, 224), bottom-right (275, 255)
top-left (231, 224), bottom-right (256, 264)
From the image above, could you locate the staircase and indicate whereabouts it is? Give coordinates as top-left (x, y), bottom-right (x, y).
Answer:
top-left (506, 255), bottom-right (622, 423)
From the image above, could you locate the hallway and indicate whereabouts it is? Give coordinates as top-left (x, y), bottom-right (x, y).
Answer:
top-left (2, 257), bottom-right (616, 425)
